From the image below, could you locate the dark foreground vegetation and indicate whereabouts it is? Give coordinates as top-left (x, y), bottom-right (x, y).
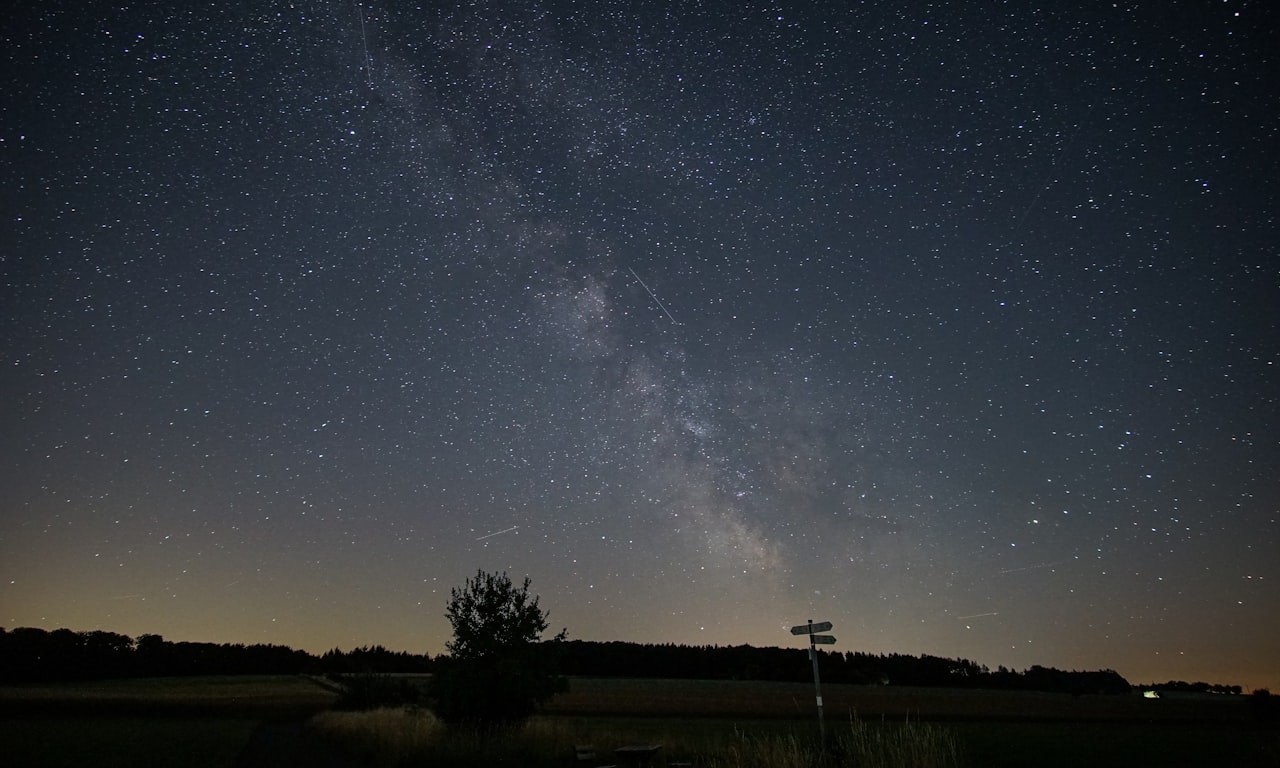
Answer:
top-left (3, 676), bottom-right (1275, 768)
top-left (0, 676), bottom-right (339, 768)
top-left (313, 685), bottom-right (1280, 768)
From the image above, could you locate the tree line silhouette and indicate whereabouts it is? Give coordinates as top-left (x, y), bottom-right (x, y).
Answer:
top-left (0, 627), bottom-right (428, 682)
top-left (553, 640), bottom-right (1133, 695)
top-left (1145, 679), bottom-right (1243, 695)
top-left (3, 626), bottom-right (1246, 698)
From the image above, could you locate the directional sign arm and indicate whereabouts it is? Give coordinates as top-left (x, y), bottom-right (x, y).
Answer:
top-left (790, 621), bottom-right (832, 635)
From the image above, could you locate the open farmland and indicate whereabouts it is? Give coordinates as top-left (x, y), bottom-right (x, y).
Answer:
top-left (0, 676), bottom-right (338, 768)
top-left (2, 675), bottom-right (1276, 767)
top-left (535, 678), bottom-right (1279, 768)
top-left (315, 676), bottom-right (1277, 767)
top-left (0, 674), bottom-right (338, 718)
top-left (545, 676), bottom-right (1259, 722)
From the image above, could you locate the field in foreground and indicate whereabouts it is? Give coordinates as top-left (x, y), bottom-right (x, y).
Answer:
top-left (537, 678), bottom-right (1280, 767)
top-left (545, 676), bottom-right (1264, 722)
top-left (0, 676), bottom-right (338, 768)
top-left (319, 677), bottom-right (1279, 768)
top-left (312, 705), bottom-right (1280, 768)
top-left (1, 675), bottom-right (1276, 767)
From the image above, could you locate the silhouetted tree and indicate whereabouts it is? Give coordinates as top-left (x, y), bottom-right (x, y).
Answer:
top-left (428, 570), bottom-right (567, 728)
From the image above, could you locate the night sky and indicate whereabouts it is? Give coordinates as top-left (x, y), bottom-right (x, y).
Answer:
top-left (3, 1), bottom-right (1278, 691)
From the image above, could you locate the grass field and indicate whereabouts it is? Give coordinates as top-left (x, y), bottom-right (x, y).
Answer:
top-left (0, 716), bottom-right (261, 768)
top-left (311, 705), bottom-right (1280, 768)
top-left (310, 677), bottom-right (1279, 767)
top-left (951, 720), bottom-right (1280, 768)
top-left (311, 707), bottom-right (962, 768)
top-left (2, 675), bottom-right (1276, 767)
top-left (0, 676), bottom-right (337, 768)
top-left (544, 676), bottom-right (1260, 722)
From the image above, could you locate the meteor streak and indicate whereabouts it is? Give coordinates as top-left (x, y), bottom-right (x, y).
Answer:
top-left (998, 561), bottom-right (1064, 575)
top-left (475, 526), bottom-right (519, 541)
top-left (629, 267), bottom-right (679, 325)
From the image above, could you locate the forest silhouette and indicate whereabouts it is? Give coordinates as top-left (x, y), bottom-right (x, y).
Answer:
top-left (3, 625), bottom-right (1246, 697)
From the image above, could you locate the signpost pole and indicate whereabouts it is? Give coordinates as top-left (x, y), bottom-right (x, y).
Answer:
top-left (790, 619), bottom-right (834, 743)
top-left (807, 619), bottom-right (825, 742)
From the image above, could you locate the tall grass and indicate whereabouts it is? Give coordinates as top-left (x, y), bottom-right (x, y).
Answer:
top-left (837, 717), bottom-right (961, 768)
top-left (311, 711), bottom-right (633, 768)
top-left (701, 718), bottom-right (960, 768)
top-left (310, 707), bottom-right (441, 766)
top-left (309, 708), bottom-right (961, 768)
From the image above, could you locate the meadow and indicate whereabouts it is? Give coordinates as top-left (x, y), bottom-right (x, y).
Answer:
top-left (0, 675), bottom-right (337, 768)
top-left (541, 676), bottom-right (1260, 722)
top-left (312, 707), bottom-right (961, 768)
top-left (1, 675), bottom-right (1276, 767)
top-left (315, 676), bottom-right (1277, 768)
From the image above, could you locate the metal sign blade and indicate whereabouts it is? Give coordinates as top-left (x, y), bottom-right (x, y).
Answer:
top-left (811, 635), bottom-right (837, 644)
top-left (791, 620), bottom-right (832, 634)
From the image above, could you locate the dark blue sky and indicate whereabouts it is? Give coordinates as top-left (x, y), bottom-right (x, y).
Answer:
top-left (3, 0), bottom-right (1277, 690)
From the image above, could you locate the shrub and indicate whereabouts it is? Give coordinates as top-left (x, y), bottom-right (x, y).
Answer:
top-left (333, 673), bottom-right (421, 711)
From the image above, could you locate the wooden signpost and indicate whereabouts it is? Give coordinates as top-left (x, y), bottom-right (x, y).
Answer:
top-left (790, 619), bottom-right (836, 740)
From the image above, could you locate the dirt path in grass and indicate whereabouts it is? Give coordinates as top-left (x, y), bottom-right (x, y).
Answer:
top-left (234, 720), bottom-right (364, 768)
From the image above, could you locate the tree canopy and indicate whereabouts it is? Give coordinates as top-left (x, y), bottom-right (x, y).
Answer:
top-left (429, 570), bottom-right (567, 727)
top-left (444, 570), bottom-right (563, 660)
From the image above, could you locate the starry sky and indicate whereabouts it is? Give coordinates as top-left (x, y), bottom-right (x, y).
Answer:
top-left (3, 1), bottom-right (1278, 691)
